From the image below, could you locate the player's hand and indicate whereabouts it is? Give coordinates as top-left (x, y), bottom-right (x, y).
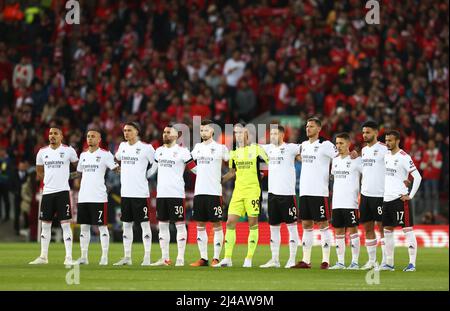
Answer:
top-left (403, 179), bottom-right (411, 187)
top-left (400, 194), bottom-right (411, 201)
top-left (295, 154), bottom-right (302, 162)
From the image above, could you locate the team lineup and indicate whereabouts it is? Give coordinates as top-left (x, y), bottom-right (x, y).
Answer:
top-left (28, 117), bottom-right (422, 272)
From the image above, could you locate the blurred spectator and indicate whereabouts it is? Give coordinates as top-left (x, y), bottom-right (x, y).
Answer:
top-left (0, 146), bottom-right (12, 222)
top-left (421, 140), bottom-right (443, 215)
top-left (235, 79), bottom-right (256, 123)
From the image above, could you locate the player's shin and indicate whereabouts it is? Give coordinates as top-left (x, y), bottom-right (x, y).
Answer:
top-left (320, 226), bottom-right (332, 264)
top-left (159, 222), bottom-right (170, 260)
top-left (302, 228), bottom-right (313, 264)
top-left (287, 223), bottom-right (299, 262)
top-left (213, 226), bottom-right (223, 260)
top-left (197, 227), bottom-right (208, 260)
top-left (98, 225), bottom-right (109, 258)
top-left (383, 229), bottom-right (395, 266)
top-left (176, 223), bottom-right (187, 261)
top-left (61, 222), bottom-right (73, 259)
top-left (366, 238), bottom-right (377, 264)
top-left (403, 227), bottom-right (417, 265)
top-left (122, 222), bottom-right (133, 258)
top-left (80, 224), bottom-right (91, 259)
top-left (246, 225), bottom-right (259, 259)
top-left (141, 222), bottom-right (152, 259)
top-left (335, 234), bottom-right (346, 265)
top-left (40, 222), bottom-right (52, 259)
top-left (350, 233), bottom-right (360, 264)
top-left (224, 228), bottom-right (236, 259)
top-left (269, 225), bottom-right (281, 262)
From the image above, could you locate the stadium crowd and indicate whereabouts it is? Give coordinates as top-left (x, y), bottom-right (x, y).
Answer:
top-left (0, 0), bottom-right (448, 237)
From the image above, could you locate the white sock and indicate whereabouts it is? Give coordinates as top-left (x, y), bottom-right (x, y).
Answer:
top-left (384, 230), bottom-right (395, 266)
top-left (40, 222), bottom-right (52, 258)
top-left (366, 238), bottom-right (377, 264)
top-left (335, 234), bottom-right (346, 265)
top-left (302, 229), bottom-right (313, 264)
top-left (98, 225), bottom-right (109, 258)
top-left (61, 222), bottom-right (73, 259)
top-left (320, 226), bottom-right (332, 264)
top-left (122, 222), bottom-right (133, 258)
top-left (197, 227), bottom-right (208, 260)
top-left (269, 225), bottom-right (281, 262)
top-left (213, 226), bottom-right (223, 260)
top-left (176, 223), bottom-right (187, 261)
top-left (79, 224), bottom-right (91, 259)
top-left (141, 222), bottom-right (152, 258)
top-left (350, 233), bottom-right (360, 264)
top-left (287, 223), bottom-right (299, 262)
top-left (159, 222), bottom-right (170, 260)
top-left (404, 228), bottom-right (417, 265)
top-left (380, 238), bottom-right (386, 264)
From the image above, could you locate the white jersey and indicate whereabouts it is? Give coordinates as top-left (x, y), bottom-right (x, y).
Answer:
top-left (155, 144), bottom-right (193, 198)
top-left (361, 142), bottom-right (388, 197)
top-left (77, 148), bottom-right (118, 203)
top-left (261, 143), bottom-right (300, 196)
top-left (192, 141), bottom-right (229, 196)
top-left (115, 141), bottom-right (154, 198)
top-left (36, 144), bottom-right (78, 195)
top-left (384, 149), bottom-right (418, 202)
top-left (299, 139), bottom-right (337, 197)
top-left (331, 155), bottom-right (362, 209)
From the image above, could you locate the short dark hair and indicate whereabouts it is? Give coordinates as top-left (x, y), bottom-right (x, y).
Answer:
top-left (125, 121), bottom-right (141, 134)
top-left (49, 119), bottom-right (63, 131)
top-left (385, 129), bottom-right (401, 140)
top-left (307, 117), bottom-right (321, 127)
top-left (270, 124), bottom-right (285, 133)
top-left (335, 132), bottom-right (351, 141)
top-left (201, 119), bottom-right (213, 126)
top-left (87, 127), bottom-right (103, 135)
top-left (362, 120), bottom-right (379, 130)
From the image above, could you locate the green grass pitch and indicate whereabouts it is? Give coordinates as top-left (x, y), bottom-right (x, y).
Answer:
top-left (0, 243), bottom-right (448, 291)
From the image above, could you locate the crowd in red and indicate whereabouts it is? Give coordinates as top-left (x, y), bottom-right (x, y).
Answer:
top-left (0, 0), bottom-right (448, 227)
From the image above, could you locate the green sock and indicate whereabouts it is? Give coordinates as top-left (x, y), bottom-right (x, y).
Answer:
top-left (224, 228), bottom-right (236, 259)
top-left (246, 225), bottom-right (259, 259)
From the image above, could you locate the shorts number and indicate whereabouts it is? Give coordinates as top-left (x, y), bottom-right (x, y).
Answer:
top-left (251, 200), bottom-right (260, 211)
top-left (289, 206), bottom-right (297, 218)
top-left (143, 206), bottom-right (148, 219)
top-left (98, 210), bottom-right (103, 220)
top-left (377, 206), bottom-right (382, 215)
top-left (396, 211), bottom-right (404, 222)
top-left (213, 206), bottom-right (223, 216)
top-left (66, 204), bottom-right (70, 216)
top-left (350, 211), bottom-right (357, 224)
top-left (175, 205), bottom-right (184, 215)
top-left (319, 205), bottom-right (325, 216)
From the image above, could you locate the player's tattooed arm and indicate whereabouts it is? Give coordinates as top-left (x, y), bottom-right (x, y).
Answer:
top-left (36, 165), bottom-right (44, 180)
top-left (69, 171), bottom-right (80, 179)
top-left (221, 168), bottom-right (236, 184)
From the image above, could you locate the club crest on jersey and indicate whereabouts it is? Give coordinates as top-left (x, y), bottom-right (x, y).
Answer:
top-left (173, 152), bottom-right (178, 158)
top-left (45, 155), bottom-right (48, 159)
top-left (136, 148), bottom-right (141, 155)
top-left (394, 159), bottom-right (399, 166)
top-left (280, 148), bottom-right (285, 154)
top-left (59, 152), bottom-right (65, 158)
top-left (374, 150), bottom-right (378, 156)
top-left (346, 161), bottom-right (351, 168)
top-left (314, 146), bottom-right (319, 153)
top-left (210, 148), bottom-right (215, 154)
top-left (96, 156), bottom-right (101, 162)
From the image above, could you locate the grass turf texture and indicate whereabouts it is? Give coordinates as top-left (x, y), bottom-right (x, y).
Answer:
top-left (0, 243), bottom-right (448, 291)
